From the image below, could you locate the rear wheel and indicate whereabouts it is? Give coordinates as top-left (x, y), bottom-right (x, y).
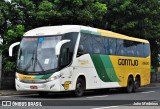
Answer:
top-left (133, 77), bottom-right (140, 92)
top-left (73, 78), bottom-right (85, 97)
top-left (126, 77), bottom-right (134, 93)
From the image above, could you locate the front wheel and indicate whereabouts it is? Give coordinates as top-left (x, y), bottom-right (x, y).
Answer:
top-left (73, 78), bottom-right (85, 97)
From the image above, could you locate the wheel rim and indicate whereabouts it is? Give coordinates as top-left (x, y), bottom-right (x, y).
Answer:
top-left (76, 82), bottom-right (83, 94)
top-left (128, 79), bottom-right (133, 92)
top-left (135, 79), bottom-right (140, 89)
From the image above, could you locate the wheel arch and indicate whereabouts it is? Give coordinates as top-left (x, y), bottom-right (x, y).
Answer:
top-left (128, 74), bottom-right (134, 80)
top-left (73, 74), bottom-right (86, 90)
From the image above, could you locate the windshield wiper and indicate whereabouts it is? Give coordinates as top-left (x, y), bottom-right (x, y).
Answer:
top-left (35, 58), bottom-right (44, 72)
top-left (24, 57), bottom-right (34, 72)
top-left (24, 50), bottom-right (35, 72)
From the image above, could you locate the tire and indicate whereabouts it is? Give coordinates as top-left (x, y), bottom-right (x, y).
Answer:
top-left (126, 77), bottom-right (134, 93)
top-left (133, 77), bottom-right (140, 92)
top-left (73, 78), bottom-right (85, 97)
top-left (38, 92), bottom-right (48, 97)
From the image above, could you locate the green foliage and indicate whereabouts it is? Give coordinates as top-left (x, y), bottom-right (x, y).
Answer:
top-left (0, 0), bottom-right (10, 35)
top-left (2, 25), bottom-right (25, 74)
top-left (105, 0), bottom-right (160, 67)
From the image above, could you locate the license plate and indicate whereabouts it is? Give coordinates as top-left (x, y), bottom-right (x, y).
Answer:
top-left (30, 86), bottom-right (38, 89)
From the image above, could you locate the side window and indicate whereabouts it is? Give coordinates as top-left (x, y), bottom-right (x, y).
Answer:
top-left (136, 42), bottom-right (143, 57)
top-left (104, 37), bottom-right (109, 55)
top-left (109, 38), bottom-right (116, 55)
top-left (92, 35), bottom-right (105, 54)
top-left (132, 42), bottom-right (137, 57)
top-left (78, 33), bottom-right (110, 55)
top-left (78, 33), bottom-right (93, 54)
top-left (116, 39), bottom-right (124, 55)
top-left (60, 47), bottom-right (70, 66)
top-left (143, 43), bottom-right (150, 57)
top-left (124, 40), bottom-right (145, 57)
top-left (124, 40), bottom-right (136, 57)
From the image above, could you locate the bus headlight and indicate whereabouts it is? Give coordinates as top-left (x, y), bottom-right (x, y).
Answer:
top-left (47, 75), bottom-right (60, 81)
top-left (15, 74), bottom-right (22, 81)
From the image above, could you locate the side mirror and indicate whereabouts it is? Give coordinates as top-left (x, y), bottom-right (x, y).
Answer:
top-left (55, 40), bottom-right (70, 56)
top-left (77, 45), bottom-right (85, 56)
top-left (9, 42), bottom-right (20, 56)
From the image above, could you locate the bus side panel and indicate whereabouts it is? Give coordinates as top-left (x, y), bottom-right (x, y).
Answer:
top-left (73, 54), bottom-right (121, 89)
top-left (90, 54), bottom-right (121, 88)
top-left (72, 54), bottom-right (102, 90)
top-left (72, 54), bottom-right (150, 90)
top-left (110, 56), bottom-right (150, 87)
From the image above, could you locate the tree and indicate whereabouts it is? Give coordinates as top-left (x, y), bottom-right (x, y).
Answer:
top-left (105, 0), bottom-right (160, 67)
top-left (0, 0), bottom-right (10, 36)
top-left (9, 0), bottom-right (107, 29)
top-left (2, 25), bottom-right (24, 74)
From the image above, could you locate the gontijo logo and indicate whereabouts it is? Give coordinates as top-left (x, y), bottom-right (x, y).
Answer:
top-left (62, 81), bottom-right (71, 90)
top-left (118, 59), bottom-right (138, 66)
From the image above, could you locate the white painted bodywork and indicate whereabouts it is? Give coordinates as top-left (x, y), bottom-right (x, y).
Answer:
top-left (16, 72), bottom-right (61, 92)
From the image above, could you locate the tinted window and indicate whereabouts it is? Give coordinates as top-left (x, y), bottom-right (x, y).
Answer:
top-left (79, 33), bottom-right (92, 53)
top-left (124, 40), bottom-right (137, 56)
top-left (143, 43), bottom-right (150, 57)
top-left (92, 35), bottom-right (105, 54)
top-left (109, 38), bottom-right (116, 55)
top-left (136, 42), bottom-right (143, 57)
top-left (59, 32), bottom-right (78, 68)
top-left (104, 37), bottom-right (109, 55)
top-left (78, 33), bottom-right (149, 58)
top-left (116, 39), bottom-right (124, 55)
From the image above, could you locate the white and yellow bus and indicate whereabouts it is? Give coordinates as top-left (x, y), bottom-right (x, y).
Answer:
top-left (9, 25), bottom-right (150, 97)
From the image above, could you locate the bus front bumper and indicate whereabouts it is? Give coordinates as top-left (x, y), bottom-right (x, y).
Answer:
top-left (15, 79), bottom-right (61, 92)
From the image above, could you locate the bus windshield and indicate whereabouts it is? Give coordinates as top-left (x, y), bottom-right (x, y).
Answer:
top-left (17, 36), bottom-right (62, 73)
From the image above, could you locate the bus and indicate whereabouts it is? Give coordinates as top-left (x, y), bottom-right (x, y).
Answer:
top-left (9, 25), bottom-right (150, 97)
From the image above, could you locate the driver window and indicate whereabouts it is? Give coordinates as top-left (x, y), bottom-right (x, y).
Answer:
top-left (60, 47), bottom-right (70, 66)
top-left (59, 32), bottom-right (78, 68)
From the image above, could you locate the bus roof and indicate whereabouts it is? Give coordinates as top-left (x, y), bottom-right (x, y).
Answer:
top-left (24, 25), bottom-right (149, 43)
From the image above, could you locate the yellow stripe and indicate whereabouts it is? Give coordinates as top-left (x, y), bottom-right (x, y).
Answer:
top-left (97, 29), bottom-right (149, 43)
top-left (18, 73), bottom-right (35, 80)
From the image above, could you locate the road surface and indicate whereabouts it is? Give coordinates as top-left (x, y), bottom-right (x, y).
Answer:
top-left (0, 86), bottom-right (160, 109)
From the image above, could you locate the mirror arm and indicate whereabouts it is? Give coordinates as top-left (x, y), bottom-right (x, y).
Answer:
top-left (55, 40), bottom-right (70, 56)
top-left (9, 42), bottom-right (20, 56)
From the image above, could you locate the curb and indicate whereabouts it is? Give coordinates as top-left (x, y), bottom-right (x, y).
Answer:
top-left (0, 91), bottom-right (36, 96)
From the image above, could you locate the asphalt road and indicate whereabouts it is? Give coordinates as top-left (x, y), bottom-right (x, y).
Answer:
top-left (0, 86), bottom-right (160, 109)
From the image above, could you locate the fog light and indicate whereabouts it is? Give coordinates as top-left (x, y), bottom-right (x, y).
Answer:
top-left (15, 73), bottom-right (22, 81)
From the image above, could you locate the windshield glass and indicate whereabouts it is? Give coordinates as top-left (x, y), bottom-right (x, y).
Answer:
top-left (17, 36), bottom-right (62, 73)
